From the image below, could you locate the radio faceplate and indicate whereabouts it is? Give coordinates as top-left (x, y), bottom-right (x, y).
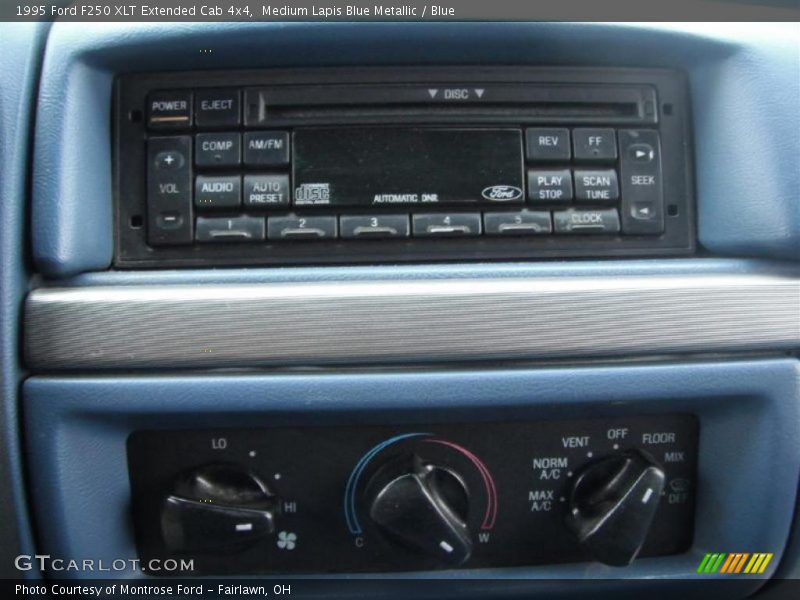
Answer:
top-left (115, 67), bottom-right (694, 267)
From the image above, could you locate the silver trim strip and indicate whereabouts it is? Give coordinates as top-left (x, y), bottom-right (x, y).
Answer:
top-left (24, 274), bottom-right (800, 371)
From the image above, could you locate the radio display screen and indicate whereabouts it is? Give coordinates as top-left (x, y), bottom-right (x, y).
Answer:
top-left (292, 127), bottom-right (525, 207)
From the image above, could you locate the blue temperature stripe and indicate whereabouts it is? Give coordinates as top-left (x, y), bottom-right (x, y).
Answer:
top-left (344, 432), bottom-right (429, 534)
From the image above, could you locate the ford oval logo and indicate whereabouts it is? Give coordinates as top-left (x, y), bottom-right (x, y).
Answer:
top-left (482, 185), bottom-right (523, 202)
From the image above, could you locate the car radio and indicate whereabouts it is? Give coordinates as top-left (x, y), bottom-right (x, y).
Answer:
top-left (114, 67), bottom-right (694, 267)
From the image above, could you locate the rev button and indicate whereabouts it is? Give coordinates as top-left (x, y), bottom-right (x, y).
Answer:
top-left (526, 128), bottom-right (570, 161)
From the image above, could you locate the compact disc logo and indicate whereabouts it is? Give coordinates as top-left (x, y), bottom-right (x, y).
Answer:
top-left (482, 185), bottom-right (523, 201)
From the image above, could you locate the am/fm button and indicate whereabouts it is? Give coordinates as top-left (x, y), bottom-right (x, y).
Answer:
top-left (244, 132), bottom-right (290, 166)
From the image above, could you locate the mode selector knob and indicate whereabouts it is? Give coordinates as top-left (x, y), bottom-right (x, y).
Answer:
top-left (365, 454), bottom-right (472, 565)
top-left (566, 449), bottom-right (665, 566)
top-left (161, 464), bottom-right (278, 554)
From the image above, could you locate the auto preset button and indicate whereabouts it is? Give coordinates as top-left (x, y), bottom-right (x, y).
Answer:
top-left (573, 128), bottom-right (617, 161)
top-left (528, 169), bottom-right (573, 203)
top-left (574, 170), bottom-right (619, 202)
top-left (148, 90), bottom-right (192, 130)
top-left (553, 208), bottom-right (620, 234)
top-left (484, 211), bottom-right (552, 235)
top-left (244, 175), bottom-right (290, 209)
top-left (412, 213), bottom-right (482, 237)
top-left (340, 215), bottom-right (410, 239)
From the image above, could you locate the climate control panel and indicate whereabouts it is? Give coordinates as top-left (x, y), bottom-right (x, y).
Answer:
top-left (127, 415), bottom-right (697, 574)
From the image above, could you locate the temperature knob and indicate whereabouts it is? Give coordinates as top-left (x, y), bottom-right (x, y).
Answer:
top-left (565, 449), bottom-right (665, 566)
top-left (161, 464), bottom-right (278, 554)
top-left (365, 454), bottom-right (472, 565)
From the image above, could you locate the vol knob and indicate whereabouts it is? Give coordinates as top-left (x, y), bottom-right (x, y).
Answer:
top-left (566, 449), bottom-right (665, 566)
top-left (161, 464), bottom-right (278, 554)
top-left (365, 454), bottom-right (472, 565)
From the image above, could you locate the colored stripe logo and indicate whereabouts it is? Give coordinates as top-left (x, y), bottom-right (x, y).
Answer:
top-left (697, 553), bottom-right (773, 575)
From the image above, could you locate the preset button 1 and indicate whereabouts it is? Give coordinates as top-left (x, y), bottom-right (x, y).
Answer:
top-left (196, 216), bottom-right (265, 243)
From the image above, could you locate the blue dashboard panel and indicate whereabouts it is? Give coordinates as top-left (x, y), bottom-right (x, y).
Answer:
top-left (32, 22), bottom-right (799, 276)
top-left (22, 359), bottom-right (800, 596)
top-left (0, 22), bottom-right (49, 577)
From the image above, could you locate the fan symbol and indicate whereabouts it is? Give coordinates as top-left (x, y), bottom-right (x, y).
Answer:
top-left (277, 530), bottom-right (297, 550)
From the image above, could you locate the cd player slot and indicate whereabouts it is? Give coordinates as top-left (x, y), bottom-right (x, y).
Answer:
top-left (259, 102), bottom-right (640, 123)
top-left (246, 84), bottom-right (655, 126)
